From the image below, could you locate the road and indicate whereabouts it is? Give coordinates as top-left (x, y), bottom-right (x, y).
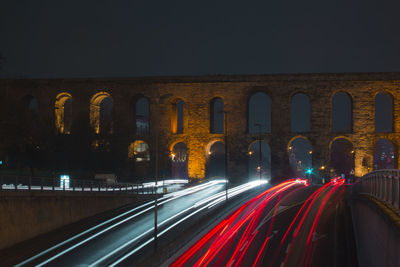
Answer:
top-left (15, 179), bottom-right (267, 267)
top-left (171, 178), bottom-right (357, 267)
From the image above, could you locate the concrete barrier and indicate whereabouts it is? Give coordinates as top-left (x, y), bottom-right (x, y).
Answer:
top-left (0, 191), bottom-right (154, 249)
top-left (350, 195), bottom-right (400, 267)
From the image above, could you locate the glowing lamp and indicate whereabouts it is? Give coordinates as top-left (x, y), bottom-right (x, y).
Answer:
top-left (305, 168), bottom-right (313, 175)
top-left (60, 175), bottom-right (70, 189)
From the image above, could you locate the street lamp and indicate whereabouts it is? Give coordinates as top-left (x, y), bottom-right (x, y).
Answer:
top-left (218, 110), bottom-right (229, 201)
top-left (153, 93), bottom-right (172, 252)
top-left (255, 123), bottom-right (262, 186)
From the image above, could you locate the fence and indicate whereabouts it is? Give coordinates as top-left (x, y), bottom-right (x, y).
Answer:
top-left (0, 175), bottom-right (156, 194)
top-left (359, 169), bottom-right (400, 214)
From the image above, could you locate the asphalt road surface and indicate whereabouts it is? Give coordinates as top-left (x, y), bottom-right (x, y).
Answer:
top-left (15, 180), bottom-right (266, 267)
top-left (171, 178), bottom-right (358, 267)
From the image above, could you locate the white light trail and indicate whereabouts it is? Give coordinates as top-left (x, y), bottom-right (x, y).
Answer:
top-left (90, 180), bottom-right (268, 266)
top-left (18, 180), bottom-right (225, 267)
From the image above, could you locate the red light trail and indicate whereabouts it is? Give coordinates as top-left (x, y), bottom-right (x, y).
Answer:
top-left (171, 179), bottom-right (306, 267)
top-left (282, 178), bottom-right (345, 267)
top-left (171, 178), bottom-right (346, 267)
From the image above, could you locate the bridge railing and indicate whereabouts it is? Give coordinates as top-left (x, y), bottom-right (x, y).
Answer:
top-left (0, 174), bottom-right (156, 194)
top-left (359, 169), bottom-right (400, 213)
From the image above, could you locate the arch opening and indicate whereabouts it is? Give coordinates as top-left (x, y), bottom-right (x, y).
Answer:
top-left (248, 140), bottom-right (271, 180)
top-left (210, 98), bottom-right (224, 134)
top-left (135, 97), bottom-right (150, 135)
top-left (375, 92), bottom-right (393, 133)
top-left (330, 138), bottom-right (354, 177)
top-left (128, 140), bottom-right (150, 162)
top-left (171, 142), bottom-right (188, 179)
top-left (373, 139), bottom-right (395, 170)
top-left (332, 92), bottom-right (352, 133)
top-left (172, 100), bottom-right (184, 134)
top-left (55, 93), bottom-right (73, 134)
top-left (90, 92), bottom-right (113, 134)
top-left (248, 92), bottom-right (271, 133)
top-left (288, 137), bottom-right (312, 177)
top-left (22, 95), bottom-right (39, 114)
top-left (205, 141), bottom-right (226, 178)
top-left (291, 93), bottom-right (310, 132)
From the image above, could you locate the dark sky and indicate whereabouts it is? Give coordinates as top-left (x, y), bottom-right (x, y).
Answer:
top-left (1, 0), bottom-right (400, 78)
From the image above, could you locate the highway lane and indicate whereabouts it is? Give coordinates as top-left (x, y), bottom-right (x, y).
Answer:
top-left (16, 179), bottom-right (267, 267)
top-left (170, 179), bottom-right (309, 266)
top-left (171, 178), bottom-right (355, 267)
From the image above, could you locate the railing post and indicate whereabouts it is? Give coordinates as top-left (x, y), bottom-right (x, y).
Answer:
top-left (41, 177), bottom-right (44, 192)
top-left (52, 177), bottom-right (55, 191)
top-left (397, 175), bottom-right (400, 211)
top-left (15, 176), bottom-right (18, 191)
top-left (91, 181), bottom-right (93, 192)
top-left (391, 175), bottom-right (395, 208)
top-left (63, 178), bottom-right (66, 191)
top-left (387, 174), bottom-right (390, 204)
top-left (0, 175), bottom-right (2, 191)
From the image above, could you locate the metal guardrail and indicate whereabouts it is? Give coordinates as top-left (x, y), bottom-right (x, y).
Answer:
top-left (0, 175), bottom-right (156, 194)
top-left (359, 169), bottom-right (400, 213)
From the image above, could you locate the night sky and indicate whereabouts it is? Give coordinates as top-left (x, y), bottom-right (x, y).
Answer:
top-left (1, 0), bottom-right (400, 78)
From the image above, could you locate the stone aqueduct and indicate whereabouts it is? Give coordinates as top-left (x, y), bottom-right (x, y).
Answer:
top-left (0, 72), bottom-right (400, 182)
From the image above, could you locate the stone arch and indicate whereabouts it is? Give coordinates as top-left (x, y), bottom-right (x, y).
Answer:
top-left (134, 96), bottom-right (150, 135)
top-left (210, 97), bottom-right (224, 134)
top-left (373, 138), bottom-right (396, 170)
top-left (290, 93), bottom-right (311, 132)
top-left (90, 92), bottom-right (113, 134)
top-left (127, 140), bottom-right (151, 180)
top-left (128, 140), bottom-right (150, 162)
top-left (329, 137), bottom-right (354, 177)
top-left (374, 92), bottom-right (393, 133)
top-left (55, 92), bottom-right (73, 134)
top-left (171, 142), bottom-right (188, 179)
top-left (248, 140), bottom-right (271, 180)
top-left (287, 136), bottom-right (313, 177)
top-left (332, 92), bottom-right (352, 133)
top-left (171, 98), bottom-right (184, 134)
top-left (248, 92), bottom-right (271, 133)
top-left (205, 140), bottom-right (226, 178)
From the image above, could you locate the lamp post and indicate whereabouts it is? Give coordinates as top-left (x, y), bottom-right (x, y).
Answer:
top-left (255, 123), bottom-right (262, 186)
top-left (153, 93), bottom-right (172, 252)
top-left (218, 110), bottom-right (229, 200)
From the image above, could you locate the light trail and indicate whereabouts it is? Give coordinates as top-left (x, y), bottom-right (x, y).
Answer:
top-left (171, 179), bottom-right (307, 267)
top-left (189, 182), bottom-right (296, 266)
top-left (17, 180), bottom-right (226, 267)
top-left (303, 179), bottom-right (344, 266)
top-left (90, 180), bottom-right (267, 266)
top-left (281, 178), bottom-right (345, 267)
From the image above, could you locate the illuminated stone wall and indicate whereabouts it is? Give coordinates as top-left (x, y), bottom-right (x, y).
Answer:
top-left (1, 73), bottom-right (400, 181)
